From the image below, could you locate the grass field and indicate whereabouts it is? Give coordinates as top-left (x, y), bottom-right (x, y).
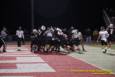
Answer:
top-left (89, 43), bottom-right (115, 50)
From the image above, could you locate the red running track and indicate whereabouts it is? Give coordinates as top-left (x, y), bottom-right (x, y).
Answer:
top-left (0, 45), bottom-right (115, 77)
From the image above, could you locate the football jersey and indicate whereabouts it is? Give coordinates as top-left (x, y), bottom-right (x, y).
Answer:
top-left (99, 31), bottom-right (109, 42)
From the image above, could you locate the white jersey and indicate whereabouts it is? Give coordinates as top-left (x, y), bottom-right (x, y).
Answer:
top-left (57, 31), bottom-right (63, 35)
top-left (99, 31), bottom-right (109, 42)
top-left (47, 32), bottom-right (52, 37)
top-left (46, 30), bottom-right (53, 37)
top-left (16, 30), bottom-right (24, 38)
top-left (72, 32), bottom-right (82, 40)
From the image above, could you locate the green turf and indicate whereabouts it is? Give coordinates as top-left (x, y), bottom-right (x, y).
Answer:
top-left (89, 43), bottom-right (115, 50)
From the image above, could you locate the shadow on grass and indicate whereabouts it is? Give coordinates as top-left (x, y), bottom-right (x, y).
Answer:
top-left (106, 53), bottom-right (115, 56)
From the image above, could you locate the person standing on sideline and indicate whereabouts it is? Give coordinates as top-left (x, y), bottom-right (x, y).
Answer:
top-left (85, 28), bottom-right (92, 44)
top-left (93, 29), bottom-right (99, 41)
top-left (16, 26), bottom-right (24, 51)
top-left (97, 26), bottom-right (109, 53)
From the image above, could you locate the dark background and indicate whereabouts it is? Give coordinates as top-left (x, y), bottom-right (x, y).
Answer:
top-left (0, 0), bottom-right (114, 34)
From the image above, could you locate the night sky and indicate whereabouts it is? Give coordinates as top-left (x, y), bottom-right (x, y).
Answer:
top-left (0, 0), bottom-right (114, 33)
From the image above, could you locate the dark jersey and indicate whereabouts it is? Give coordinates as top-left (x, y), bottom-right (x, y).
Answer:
top-left (0, 37), bottom-right (5, 47)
